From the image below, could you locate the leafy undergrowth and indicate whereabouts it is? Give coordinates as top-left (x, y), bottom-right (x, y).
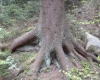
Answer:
top-left (0, 50), bottom-right (17, 78)
top-left (0, 50), bottom-right (37, 80)
top-left (60, 61), bottom-right (100, 80)
top-left (0, 25), bottom-right (36, 80)
top-left (1, 50), bottom-right (99, 80)
top-left (0, 25), bottom-right (34, 42)
top-left (12, 51), bottom-right (37, 80)
top-left (97, 56), bottom-right (100, 61)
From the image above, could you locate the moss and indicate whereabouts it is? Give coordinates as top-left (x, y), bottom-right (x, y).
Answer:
top-left (19, 53), bottom-right (30, 62)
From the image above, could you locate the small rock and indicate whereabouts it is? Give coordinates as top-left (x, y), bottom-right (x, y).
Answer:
top-left (85, 32), bottom-right (100, 55)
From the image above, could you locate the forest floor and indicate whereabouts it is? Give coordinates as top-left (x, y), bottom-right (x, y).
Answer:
top-left (1, 3), bottom-right (100, 80)
top-left (1, 17), bottom-right (100, 80)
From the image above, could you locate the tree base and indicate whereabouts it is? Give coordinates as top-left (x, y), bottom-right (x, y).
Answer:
top-left (0, 29), bottom-right (100, 80)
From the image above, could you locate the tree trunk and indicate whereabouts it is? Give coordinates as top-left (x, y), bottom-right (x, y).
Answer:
top-left (0, 0), bottom-right (100, 80)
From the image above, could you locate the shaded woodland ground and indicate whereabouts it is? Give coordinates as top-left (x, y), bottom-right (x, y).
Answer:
top-left (0, 0), bottom-right (100, 80)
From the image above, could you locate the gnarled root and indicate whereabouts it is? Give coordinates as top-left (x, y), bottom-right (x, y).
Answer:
top-left (64, 41), bottom-right (86, 61)
top-left (9, 29), bottom-right (37, 52)
top-left (24, 44), bottom-right (46, 80)
top-left (70, 37), bottom-right (100, 69)
top-left (55, 44), bottom-right (68, 70)
top-left (0, 30), bottom-right (99, 80)
top-left (0, 29), bottom-right (37, 52)
top-left (71, 37), bottom-right (99, 63)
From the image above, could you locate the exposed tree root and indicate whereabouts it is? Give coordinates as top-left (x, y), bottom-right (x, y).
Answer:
top-left (0, 0), bottom-right (99, 80)
top-left (63, 39), bottom-right (98, 70)
top-left (71, 37), bottom-right (99, 63)
top-left (64, 41), bottom-right (86, 61)
top-left (23, 38), bottom-right (99, 80)
top-left (0, 30), bottom-right (100, 80)
top-left (67, 56), bottom-right (81, 68)
top-left (9, 29), bottom-right (37, 52)
top-left (0, 31), bottom-right (100, 80)
top-left (14, 55), bottom-right (37, 78)
top-left (24, 44), bottom-right (46, 80)
top-left (55, 44), bottom-right (68, 71)
top-left (0, 29), bottom-right (38, 52)
top-left (70, 37), bottom-right (100, 70)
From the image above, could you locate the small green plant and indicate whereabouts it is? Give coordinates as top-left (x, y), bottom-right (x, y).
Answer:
top-left (81, 0), bottom-right (87, 3)
top-left (0, 28), bottom-right (13, 42)
top-left (60, 61), bottom-right (99, 80)
top-left (0, 50), bottom-right (10, 60)
top-left (0, 50), bottom-right (17, 77)
top-left (0, 0), bottom-right (40, 26)
top-left (97, 56), bottom-right (100, 61)
top-left (59, 68), bottom-right (82, 80)
top-left (19, 53), bottom-right (31, 62)
top-left (0, 28), bottom-right (8, 39)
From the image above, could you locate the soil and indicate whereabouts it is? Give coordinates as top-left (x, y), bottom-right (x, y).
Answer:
top-left (35, 65), bottom-right (65, 80)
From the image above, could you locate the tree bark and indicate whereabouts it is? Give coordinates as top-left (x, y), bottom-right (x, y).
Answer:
top-left (0, 0), bottom-right (100, 80)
